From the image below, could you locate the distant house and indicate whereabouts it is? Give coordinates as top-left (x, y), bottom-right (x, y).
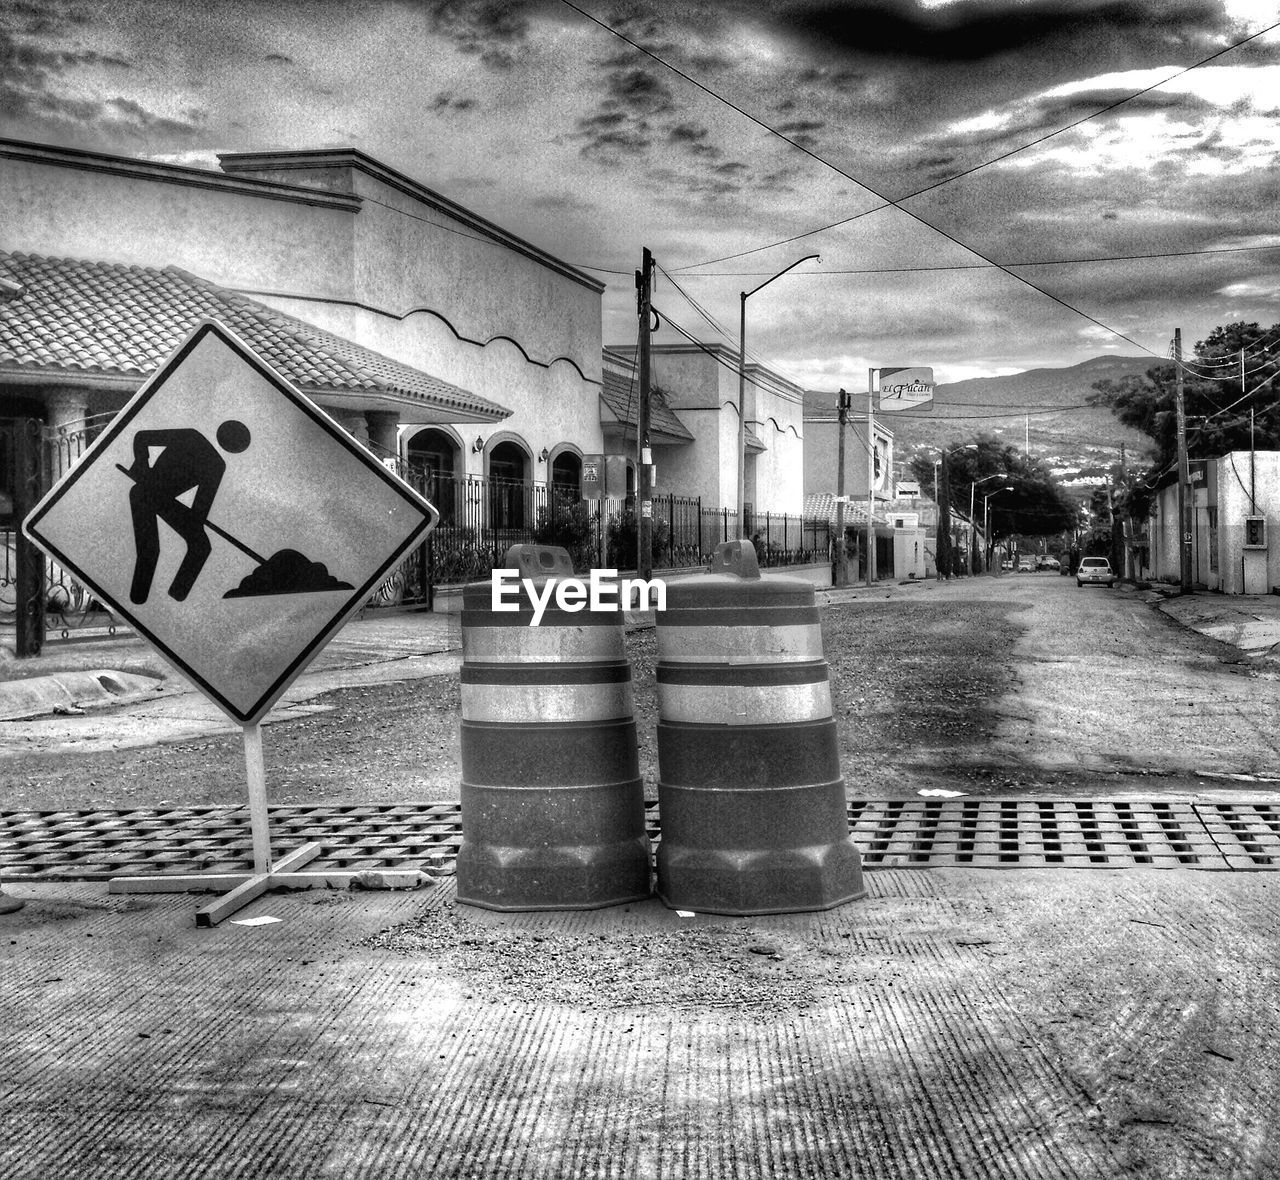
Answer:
top-left (606, 342), bottom-right (804, 518)
top-left (1146, 451), bottom-right (1280, 594)
top-left (802, 390), bottom-right (896, 578)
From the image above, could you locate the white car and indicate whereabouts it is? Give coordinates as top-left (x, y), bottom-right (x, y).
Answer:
top-left (1076, 557), bottom-right (1115, 588)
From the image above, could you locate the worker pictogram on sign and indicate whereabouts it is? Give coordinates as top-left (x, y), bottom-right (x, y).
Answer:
top-left (23, 319), bottom-right (438, 726)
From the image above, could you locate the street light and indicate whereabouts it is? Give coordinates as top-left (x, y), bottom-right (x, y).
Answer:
top-left (932, 443), bottom-right (977, 500)
top-left (983, 486), bottom-right (1015, 574)
top-left (737, 253), bottom-right (820, 537)
top-left (969, 473), bottom-right (1008, 573)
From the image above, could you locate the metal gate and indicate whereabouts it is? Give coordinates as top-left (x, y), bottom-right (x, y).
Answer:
top-left (2, 415), bottom-right (125, 656)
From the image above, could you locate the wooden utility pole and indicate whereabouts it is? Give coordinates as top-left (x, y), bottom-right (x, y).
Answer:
top-left (865, 367), bottom-right (876, 587)
top-left (835, 389), bottom-right (850, 586)
top-left (1175, 327), bottom-right (1192, 594)
top-left (937, 457), bottom-right (952, 581)
top-left (1112, 441), bottom-right (1127, 580)
top-left (636, 248), bottom-right (653, 579)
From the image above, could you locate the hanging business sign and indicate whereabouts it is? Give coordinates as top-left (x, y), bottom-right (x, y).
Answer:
top-left (876, 366), bottom-right (934, 413)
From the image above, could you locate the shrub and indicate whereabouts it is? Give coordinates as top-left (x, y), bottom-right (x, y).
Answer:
top-left (606, 509), bottom-right (669, 570)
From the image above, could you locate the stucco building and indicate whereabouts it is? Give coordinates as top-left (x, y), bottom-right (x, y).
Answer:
top-left (1146, 451), bottom-right (1280, 594)
top-left (1, 137), bottom-right (607, 514)
top-left (605, 342), bottom-right (804, 517)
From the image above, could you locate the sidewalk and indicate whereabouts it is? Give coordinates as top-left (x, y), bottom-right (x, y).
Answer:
top-left (1152, 587), bottom-right (1280, 661)
top-left (0, 607), bottom-right (463, 723)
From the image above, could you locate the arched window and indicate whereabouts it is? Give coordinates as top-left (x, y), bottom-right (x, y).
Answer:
top-left (406, 428), bottom-right (461, 522)
top-left (547, 451), bottom-right (582, 532)
top-left (489, 440), bottom-right (530, 529)
top-left (550, 452), bottom-right (581, 500)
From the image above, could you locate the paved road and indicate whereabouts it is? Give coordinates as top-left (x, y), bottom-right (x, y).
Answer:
top-left (978, 574), bottom-right (1279, 790)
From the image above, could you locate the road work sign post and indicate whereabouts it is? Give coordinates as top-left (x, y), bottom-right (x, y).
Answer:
top-left (22, 319), bottom-right (439, 924)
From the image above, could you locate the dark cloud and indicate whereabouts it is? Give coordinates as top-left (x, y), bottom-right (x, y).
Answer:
top-left (909, 86), bottom-right (1216, 191)
top-left (574, 64), bottom-right (674, 162)
top-left (777, 117), bottom-right (825, 151)
top-left (426, 0), bottom-right (540, 69)
top-left (778, 0), bottom-right (1230, 63)
top-left (668, 120), bottom-right (719, 158)
top-left (105, 95), bottom-right (204, 136)
top-left (430, 89), bottom-right (478, 112)
top-left (0, 25), bottom-right (201, 139)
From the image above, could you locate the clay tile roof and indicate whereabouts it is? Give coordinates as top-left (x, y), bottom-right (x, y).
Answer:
top-left (600, 367), bottom-right (695, 443)
top-left (803, 492), bottom-right (889, 528)
top-left (0, 251), bottom-right (508, 422)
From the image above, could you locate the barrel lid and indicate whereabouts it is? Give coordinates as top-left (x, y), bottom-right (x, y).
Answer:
top-left (662, 540), bottom-right (816, 609)
top-left (464, 544), bottom-right (575, 606)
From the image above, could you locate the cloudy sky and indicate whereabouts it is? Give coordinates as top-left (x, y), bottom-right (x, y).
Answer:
top-left (3, 0), bottom-right (1279, 390)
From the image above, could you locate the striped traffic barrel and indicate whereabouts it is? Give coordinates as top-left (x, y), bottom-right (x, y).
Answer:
top-left (655, 540), bottom-right (865, 915)
top-left (455, 544), bottom-right (651, 911)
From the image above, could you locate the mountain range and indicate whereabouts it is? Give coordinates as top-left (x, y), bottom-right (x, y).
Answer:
top-left (888, 354), bottom-right (1161, 488)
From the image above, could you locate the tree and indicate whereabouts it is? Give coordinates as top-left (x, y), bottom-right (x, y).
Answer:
top-left (908, 433), bottom-right (1079, 560)
top-left (1090, 321), bottom-right (1280, 474)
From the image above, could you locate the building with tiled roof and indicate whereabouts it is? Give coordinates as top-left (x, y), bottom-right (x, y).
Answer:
top-left (0, 251), bottom-right (509, 430)
top-left (2, 137), bottom-right (608, 524)
top-left (604, 342), bottom-right (804, 516)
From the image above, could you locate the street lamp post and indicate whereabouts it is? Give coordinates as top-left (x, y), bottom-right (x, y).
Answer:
top-left (984, 486), bottom-right (1015, 574)
top-left (969, 473), bottom-right (1008, 573)
top-left (737, 253), bottom-right (819, 538)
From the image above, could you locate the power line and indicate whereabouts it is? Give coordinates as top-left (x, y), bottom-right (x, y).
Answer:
top-left (653, 305), bottom-right (810, 400)
top-left (641, 17), bottom-right (1280, 270)
top-left (558, 0), bottom-right (1194, 361)
top-left (644, 242), bottom-right (1280, 278)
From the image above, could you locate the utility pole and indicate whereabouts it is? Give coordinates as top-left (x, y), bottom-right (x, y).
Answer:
top-left (835, 388), bottom-right (850, 586)
top-left (1175, 327), bottom-right (1192, 594)
top-left (865, 367), bottom-right (876, 587)
top-left (1113, 441), bottom-right (1127, 580)
top-left (635, 248), bottom-right (654, 579)
top-left (937, 456), bottom-right (952, 581)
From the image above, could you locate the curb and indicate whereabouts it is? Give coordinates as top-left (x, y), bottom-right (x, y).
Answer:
top-left (0, 668), bottom-right (164, 721)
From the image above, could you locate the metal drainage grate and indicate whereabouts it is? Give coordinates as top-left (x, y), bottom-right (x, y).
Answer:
top-left (2, 799), bottom-right (1278, 882)
top-left (0, 803), bottom-right (464, 881)
top-left (844, 800), bottom-right (1233, 869)
top-left (1193, 801), bottom-right (1280, 869)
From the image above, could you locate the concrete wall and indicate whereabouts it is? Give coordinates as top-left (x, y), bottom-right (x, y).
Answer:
top-left (1215, 451), bottom-right (1280, 595)
top-left (802, 399), bottom-right (894, 506)
top-left (1148, 452), bottom-right (1280, 594)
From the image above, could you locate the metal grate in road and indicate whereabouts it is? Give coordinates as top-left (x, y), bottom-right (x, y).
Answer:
top-left (0, 803), bottom-right (465, 881)
top-left (846, 800), bottom-right (1245, 869)
top-left (1193, 801), bottom-right (1280, 869)
top-left (1, 799), bottom-right (1278, 881)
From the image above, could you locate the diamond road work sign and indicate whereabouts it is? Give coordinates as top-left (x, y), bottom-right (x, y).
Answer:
top-left (22, 319), bottom-right (439, 725)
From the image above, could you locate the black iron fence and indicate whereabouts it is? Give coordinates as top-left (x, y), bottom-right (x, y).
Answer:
top-left (407, 470), bottom-right (831, 586)
top-left (3, 421), bottom-right (832, 641)
top-left (2, 415), bottom-right (123, 652)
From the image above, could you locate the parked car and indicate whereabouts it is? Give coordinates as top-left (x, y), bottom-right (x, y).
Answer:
top-left (1076, 556), bottom-right (1115, 588)
top-left (1036, 555), bottom-right (1060, 571)
top-left (1017, 556), bottom-right (1036, 572)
